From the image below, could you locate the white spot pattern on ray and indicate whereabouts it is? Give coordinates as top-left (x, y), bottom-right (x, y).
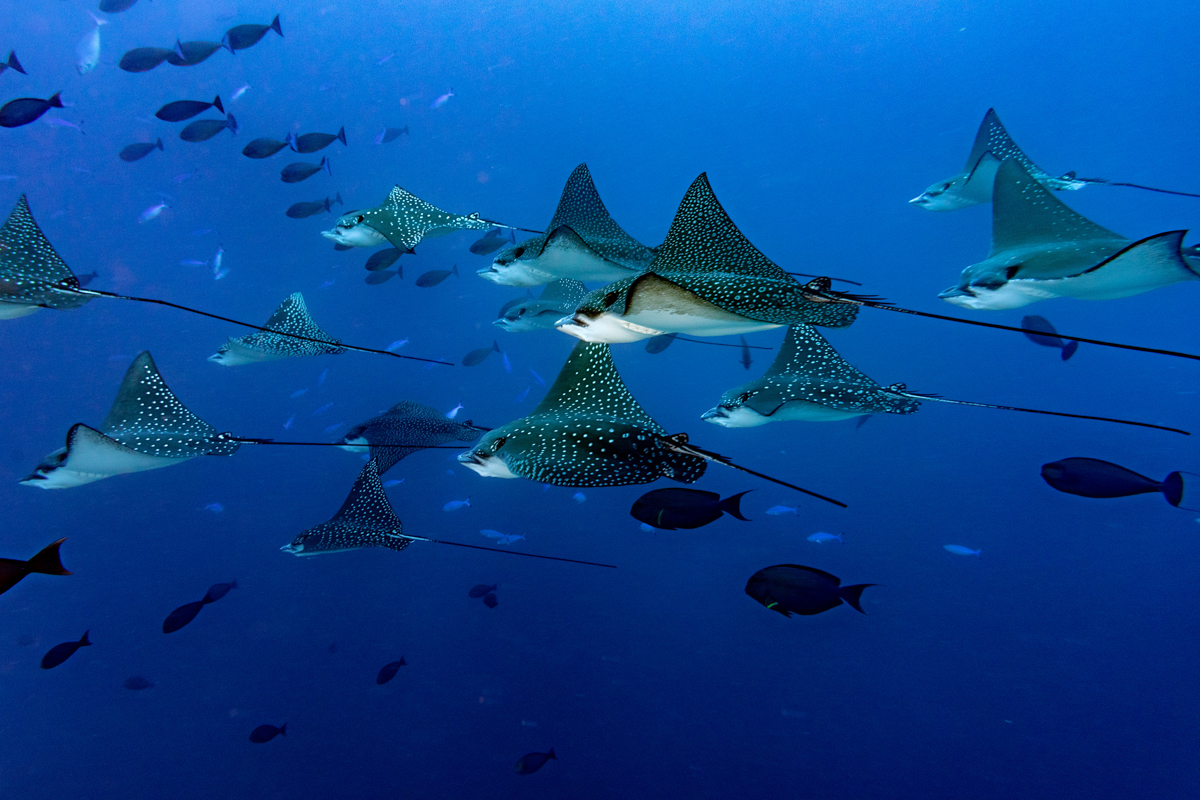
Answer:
top-left (212, 292), bottom-right (345, 362)
top-left (0, 194), bottom-right (90, 312)
top-left (343, 400), bottom-right (483, 474)
top-left (285, 460), bottom-right (409, 554)
top-left (357, 185), bottom-right (491, 251)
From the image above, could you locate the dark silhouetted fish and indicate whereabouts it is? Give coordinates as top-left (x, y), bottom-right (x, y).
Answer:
top-left (1021, 315), bottom-right (1079, 360)
top-left (559, 174), bottom-right (857, 343)
top-left (338, 399), bottom-right (484, 475)
top-left (162, 600), bottom-right (206, 633)
top-left (180, 114), bottom-right (237, 142)
top-left (745, 565), bottom-right (874, 617)
top-left (287, 193), bottom-right (342, 219)
top-left (364, 248), bottom-right (404, 271)
top-left (281, 156), bottom-right (330, 183)
top-left (644, 333), bottom-right (678, 354)
top-left (364, 270), bottom-right (397, 285)
top-left (469, 228), bottom-right (509, 256)
top-left (630, 488), bottom-right (751, 530)
top-left (156, 95), bottom-right (224, 122)
top-left (515, 749), bottom-right (556, 775)
top-left (494, 279), bottom-right (587, 333)
top-left (119, 138), bottom-right (163, 162)
top-left (462, 340), bottom-right (500, 367)
top-left (122, 675), bottom-right (155, 690)
top-left (0, 92), bottom-right (63, 128)
top-left (483, 593), bottom-right (498, 608)
top-left (374, 125), bottom-right (408, 144)
top-left (118, 47), bottom-right (174, 73)
top-left (480, 164), bottom-right (654, 287)
top-left (375, 657), bottom-right (407, 684)
top-left (166, 40), bottom-right (223, 67)
top-left (415, 264), bottom-right (458, 287)
top-left (322, 185), bottom-right (528, 250)
top-left (0, 538), bottom-right (71, 596)
top-left (223, 15), bottom-right (283, 53)
top-left (469, 584), bottom-right (497, 598)
top-left (21, 352), bottom-right (242, 489)
top-left (249, 723), bottom-right (286, 743)
top-left (203, 580), bottom-right (237, 603)
top-left (209, 293), bottom-right (345, 366)
top-left (939, 159), bottom-right (1197, 310)
top-left (287, 126), bottom-right (346, 154)
top-left (0, 50), bottom-right (25, 76)
top-left (1041, 457), bottom-right (1198, 509)
top-left (242, 137), bottom-right (289, 159)
top-left (702, 325), bottom-right (1184, 436)
top-left (100, 0), bottom-right (139, 11)
top-left (40, 630), bottom-right (91, 669)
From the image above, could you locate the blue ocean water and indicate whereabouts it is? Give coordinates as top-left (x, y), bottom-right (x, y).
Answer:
top-left (2, 1), bottom-right (1199, 798)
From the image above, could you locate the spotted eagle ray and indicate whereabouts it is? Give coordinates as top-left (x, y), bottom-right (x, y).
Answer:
top-left (910, 108), bottom-right (1200, 211)
top-left (701, 325), bottom-right (1187, 435)
top-left (320, 185), bottom-right (540, 251)
top-left (494, 279), bottom-right (587, 333)
top-left (556, 173), bottom-right (859, 343)
top-left (477, 163), bottom-right (655, 287)
top-left (281, 459), bottom-right (614, 567)
top-left (338, 400), bottom-right (486, 474)
top-left (458, 340), bottom-right (845, 505)
top-left (938, 159), bottom-right (1198, 310)
top-left (0, 195), bottom-right (449, 364)
top-left (209, 293), bottom-right (345, 366)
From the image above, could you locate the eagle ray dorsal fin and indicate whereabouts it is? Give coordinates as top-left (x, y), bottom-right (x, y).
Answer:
top-left (766, 325), bottom-right (879, 389)
top-left (651, 173), bottom-right (789, 281)
top-left (0, 194), bottom-right (89, 310)
top-left (361, 185), bottom-right (490, 251)
top-left (964, 109), bottom-right (1045, 180)
top-left (332, 460), bottom-right (402, 529)
top-left (264, 293), bottom-right (339, 341)
top-left (101, 352), bottom-right (222, 445)
top-left (543, 164), bottom-right (652, 260)
top-left (530, 342), bottom-right (662, 431)
top-left (991, 159), bottom-right (1125, 256)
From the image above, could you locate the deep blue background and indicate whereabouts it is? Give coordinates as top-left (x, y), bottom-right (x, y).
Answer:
top-left (1, 1), bottom-right (1198, 798)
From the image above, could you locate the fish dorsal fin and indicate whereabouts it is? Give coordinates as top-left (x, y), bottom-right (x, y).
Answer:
top-left (542, 164), bottom-right (653, 261)
top-left (531, 341), bottom-right (662, 432)
top-left (261, 292), bottom-right (342, 344)
top-left (0, 195), bottom-right (89, 310)
top-left (766, 326), bottom-right (880, 389)
top-left (991, 159), bottom-right (1125, 256)
top-left (962, 109), bottom-right (1046, 179)
top-left (781, 564), bottom-right (842, 584)
top-left (538, 278), bottom-right (587, 306)
top-left (101, 352), bottom-right (237, 455)
top-left (651, 173), bottom-right (791, 281)
top-left (362, 185), bottom-right (489, 250)
top-left (332, 460), bottom-right (402, 529)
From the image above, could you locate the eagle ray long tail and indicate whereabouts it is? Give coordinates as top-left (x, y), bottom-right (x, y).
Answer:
top-left (804, 286), bottom-right (1200, 362)
top-left (659, 437), bottom-right (847, 508)
top-left (1075, 176), bottom-right (1200, 199)
top-left (58, 287), bottom-right (453, 365)
top-left (233, 438), bottom-right (471, 448)
top-left (674, 337), bottom-right (772, 350)
top-left (394, 534), bottom-right (616, 568)
top-left (481, 220), bottom-right (544, 235)
top-left (894, 391), bottom-right (1189, 436)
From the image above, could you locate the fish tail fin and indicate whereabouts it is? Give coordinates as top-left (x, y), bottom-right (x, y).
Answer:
top-left (271, 15), bottom-right (283, 37)
top-left (719, 491), bottom-right (753, 521)
top-left (286, 131), bottom-right (297, 151)
top-left (491, 339), bottom-right (500, 353)
top-left (335, 192), bottom-right (342, 206)
top-left (212, 95), bottom-right (224, 114)
top-left (155, 137), bottom-right (163, 150)
top-left (402, 125), bottom-right (409, 135)
top-left (278, 723), bottom-right (287, 736)
top-left (547, 748), bottom-right (556, 760)
top-left (1162, 471), bottom-right (1200, 510)
top-left (337, 125), bottom-right (346, 145)
top-left (26, 538), bottom-right (72, 576)
top-left (323, 156), bottom-right (331, 176)
top-left (47, 92), bottom-right (63, 109)
top-left (88, 10), bottom-right (107, 25)
top-left (226, 113), bottom-right (238, 135)
top-left (221, 33), bottom-right (234, 53)
top-left (839, 584), bottom-right (875, 614)
top-left (1061, 340), bottom-right (1079, 361)
top-left (174, 39), bottom-right (185, 59)
top-left (453, 264), bottom-right (460, 278)
top-left (79, 630), bottom-right (92, 646)
top-left (399, 656), bottom-right (407, 665)
top-left (6, 50), bottom-right (25, 74)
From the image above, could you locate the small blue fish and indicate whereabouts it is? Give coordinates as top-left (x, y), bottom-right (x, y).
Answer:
top-left (481, 529), bottom-right (504, 539)
top-left (765, 506), bottom-right (798, 515)
top-left (529, 368), bottom-right (545, 387)
top-left (180, 259), bottom-right (208, 267)
top-left (231, 84), bottom-right (250, 101)
top-left (572, 492), bottom-right (586, 503)
top-left (323, 421), bottom-right (345, 434)
top-left (430, 88), bottom-right (454, 109)
top-left (446, 403), bottom-right (464, 419)
top-left (317, 369), bottom-right (328, 386)
top-left (383, 479), bottom-right (404, 488)
top-left (377, 53), bottom-right (394, 65)
top-left (639, 523), bottom-right (654, 533)
top-left (213, 244), bottom-right (225, 271)
top-left (139, 202), bottom-right (168, 223)
top-left (313, 402), bottom-right (334, 415)
top-left (944, 545), bottom-right (981, 557)
top-left (290, 389), bottom-right (308, 398)
top-left (319, 280), bottom-right (335, 289)
top-left (807, 531), bottom-right (843, 544)
top-left (205, 503), bottom-right (224, 513)
top-left (173, 172), bottom-right (195, 184)
top-left (443, 498), bottom-right (471, 511)
top-left (283, 415), bottom-right (295, 430)
top-left (386, 339), bottom-right (408, 352)
top-left (213, 268), bottom-right (228, 280)
top-left (513, 386), bottom-right (530, 403)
